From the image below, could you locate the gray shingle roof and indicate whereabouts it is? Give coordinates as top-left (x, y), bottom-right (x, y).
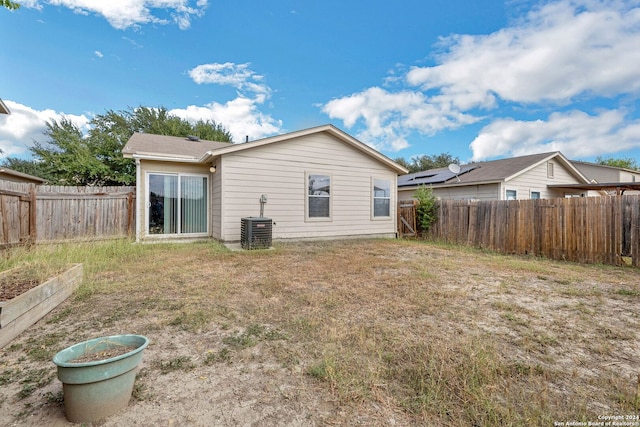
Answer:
top-left (398, 152), bottom-right (565, 187)
top-left (122, 133), bottom-right (230, 159)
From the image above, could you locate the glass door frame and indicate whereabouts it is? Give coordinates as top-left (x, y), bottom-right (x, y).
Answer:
top-left (145, 171), bottom-right (209, 237)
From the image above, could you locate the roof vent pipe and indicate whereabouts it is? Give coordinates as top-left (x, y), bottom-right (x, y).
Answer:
top-left (245, 135), bottom-right (249, 143)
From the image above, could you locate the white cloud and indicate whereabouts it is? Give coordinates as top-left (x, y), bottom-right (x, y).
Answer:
top-left (94, 50), bottom-right (104, 58)
top-left (0, 101), bottom-right (90, 159)
top-left (24, 0), bottom-right (208, 30)
top-left (170, 98), bottom-right (282, 143)
top-left (406, 0), bottom-right (640, 107)
top-left (189, 62), bottom-right (271, 100)
top-left (322, 87), bottom-right (479, 152)
top-left (470, 110), bottom-right (640, 161)
top-left (172, 62), bottom-right (282, 141)
top-left (321, 0), bottom-right (640, 159)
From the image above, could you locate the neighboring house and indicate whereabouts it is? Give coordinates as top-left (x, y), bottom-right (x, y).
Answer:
top-left (572, 160), bottom-right (640, 183)
top-left (0, 98), bottom-right (9, 115)
top-left (122, 124), bottom-right (408, 243)
top-left (0, 167), bottom-right (45, 184)
top-left (570, 160), bottom-right (640, 195)
top-left (398, 151), bottom-right (591, 201)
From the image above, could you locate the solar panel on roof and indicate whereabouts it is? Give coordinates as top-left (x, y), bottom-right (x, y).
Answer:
top-left (398, 164), bottom-right (479, 187)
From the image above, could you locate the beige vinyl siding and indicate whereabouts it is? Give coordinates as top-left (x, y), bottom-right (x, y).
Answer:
top-left (431, 184), bottom-right (499, 201)
top-left (506, 160), bottom-right (583, 199)
top-left (210, 159), bottom-right (222, 239)
top-left (218, 133), bottom-right (398, 241)
top-left (398, 183), bottom-right (499, 201)
top-left (620, 170), bottom-right (640, 182)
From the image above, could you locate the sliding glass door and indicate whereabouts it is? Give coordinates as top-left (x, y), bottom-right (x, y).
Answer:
top-left (180, 176), bottom-right (208, 233)
top-left (148, 173), bottom-right (208, 235)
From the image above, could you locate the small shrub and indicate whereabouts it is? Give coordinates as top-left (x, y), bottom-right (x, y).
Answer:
top-left (414, 185), bottom-right (438, 233)
top-left (204, 348), bottom-right (232, 365)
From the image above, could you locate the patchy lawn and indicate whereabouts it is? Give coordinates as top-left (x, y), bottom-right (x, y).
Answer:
top-left (0, 238), bottom-right (639, 426)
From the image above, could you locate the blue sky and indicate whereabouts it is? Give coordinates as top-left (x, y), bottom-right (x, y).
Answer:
top-left (1, 0), bottom-right (639, 166)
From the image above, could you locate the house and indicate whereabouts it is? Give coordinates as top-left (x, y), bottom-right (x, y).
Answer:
top-left (122, 124), bottom-right (408, 243)
top-left (398, 151), bottom-right (592, 201)
top-left (569, 160), bottom-right (640, 195)
top-left (0, 167), bottom-right (45, 184)
top-left (572, 160), bottom-right (640, 183)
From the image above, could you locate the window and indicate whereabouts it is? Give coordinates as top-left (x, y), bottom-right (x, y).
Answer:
top-left (148, 173), bottom-right (208, 235)
top-left (307, 173), bottom-right (331, 219)
top-left (506, 190), bottom-right (517, 200)
top-left (547, 162), bottom-right (554, 178)
top-left (372, 178), bottom-right (391, 218)
top-left (531, 191), bottom-right (541, 200)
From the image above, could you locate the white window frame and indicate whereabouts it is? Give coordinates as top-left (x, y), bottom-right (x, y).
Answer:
top-left (372, 177), bottom-right (392, 219)
top-left (145, 171), bottom-right (209, 237)
top-left (305, 172), bottom-right (332, 221)
top-left (506, 189), bottom-right (517, 200)
top-left (530, 191), bottom-right (541, 200)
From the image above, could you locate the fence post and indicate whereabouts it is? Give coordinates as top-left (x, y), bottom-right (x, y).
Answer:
top-left (127, 190), bottom-right (135, 237)
top-left (29, 184), bottom-right (37, 244)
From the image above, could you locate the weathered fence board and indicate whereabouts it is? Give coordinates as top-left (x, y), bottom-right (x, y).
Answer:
top-left (35, 186), bottom-right (136, 243)
top-left (397, 200), bottom-right (417, 237)
top-left (0, 182), bottom-right (35, 247)
top-left (0, 182), bottom-right (135, 246)
top-left (407, 195), bottom-right (640, 267)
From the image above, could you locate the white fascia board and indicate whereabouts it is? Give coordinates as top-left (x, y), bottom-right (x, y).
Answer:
top-left (132, 153), bottom-right (201, 163)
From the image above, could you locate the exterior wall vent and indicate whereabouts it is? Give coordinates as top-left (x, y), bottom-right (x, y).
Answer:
top-left (241, 217), bottom-right (272, 249)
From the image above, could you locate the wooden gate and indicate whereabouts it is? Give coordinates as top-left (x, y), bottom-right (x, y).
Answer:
top-left (397, 200), bottom-right (417, 237)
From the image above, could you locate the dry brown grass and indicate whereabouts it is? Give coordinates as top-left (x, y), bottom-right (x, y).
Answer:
top-left (1, 238), bottom-right (639, 426)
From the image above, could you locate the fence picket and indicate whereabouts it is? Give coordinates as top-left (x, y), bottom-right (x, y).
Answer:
top-left (0, 182), bottom-right (135, 246)
top-left (400, 195), bottom-right (640, 267)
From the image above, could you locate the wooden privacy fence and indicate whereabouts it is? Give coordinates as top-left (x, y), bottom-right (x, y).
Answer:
top-left (422, 195), bottom-right (640, 267)
top-left (0, 182), bottom-right (135, 246)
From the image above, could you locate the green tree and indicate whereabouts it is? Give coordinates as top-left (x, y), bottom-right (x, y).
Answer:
top-left (31, 118), bottom-right (112, 185)
top-left (414, 185), bottom-right (439, 234)
top-left (8, 106), bottom-right (232, 186)
top-left (1, 0), bottom-right (20, 10)
top-left (595, 156), bottom-right (639, 171)
top-left (393, 157), bottom-right (412, 171)
top-left (395, 153), bottom-right (461, 173)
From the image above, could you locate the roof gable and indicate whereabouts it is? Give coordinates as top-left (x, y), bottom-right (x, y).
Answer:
top-left (200, 124), bottom-right (407, 174)
top-left (123, 125), bottom-right (408, 174)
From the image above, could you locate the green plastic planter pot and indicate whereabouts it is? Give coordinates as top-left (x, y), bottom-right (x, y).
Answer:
top-left (52, 334), bottom-right (149, 424)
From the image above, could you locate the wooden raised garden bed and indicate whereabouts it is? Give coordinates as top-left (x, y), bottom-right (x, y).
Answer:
top-left (0, 264), bottom-right (83, 348)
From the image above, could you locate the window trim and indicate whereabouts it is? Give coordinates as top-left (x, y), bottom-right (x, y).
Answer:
top-left (506, 189), bottom-right (517, 200)
top-left (547, 162), bottom-right (555, 178)
top-left (371, 177), bottom-right (392, 220)
top-left (305, 172), bottom-right (332, 221)
top-left (145, 171), bottom-right (209, 237)
top-left (530, 191), bottom-right (541, 200)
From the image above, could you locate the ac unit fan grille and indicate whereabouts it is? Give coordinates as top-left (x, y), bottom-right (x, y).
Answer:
top-left (241, 217), bottom-right (272, 249)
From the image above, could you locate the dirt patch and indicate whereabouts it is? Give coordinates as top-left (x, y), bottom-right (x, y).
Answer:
top-left (69, 345), bottom-right (139, 363)
top-left (0, 264), bottom-right (67, 302)
top-left (0, 239), bottom-right (639, 426)
top-left (0, 271), bottom-right (40, 301)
